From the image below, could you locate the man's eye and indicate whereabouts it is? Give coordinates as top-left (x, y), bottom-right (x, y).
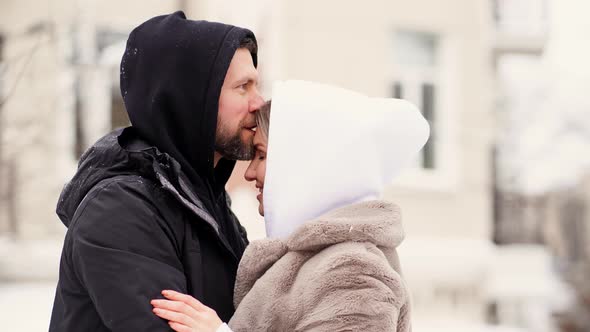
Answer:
top-left (258, 154), bottom-right (266, 161)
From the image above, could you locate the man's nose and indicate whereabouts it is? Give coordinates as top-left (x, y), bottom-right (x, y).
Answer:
top-left (249, 90), bottom-right (265, 112)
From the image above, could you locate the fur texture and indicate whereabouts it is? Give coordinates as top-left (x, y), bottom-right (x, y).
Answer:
top-left (229, 201), bottom-right (411, 331)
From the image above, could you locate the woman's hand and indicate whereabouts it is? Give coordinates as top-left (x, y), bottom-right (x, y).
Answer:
top-left (151, 290), bottom-right (223, 332)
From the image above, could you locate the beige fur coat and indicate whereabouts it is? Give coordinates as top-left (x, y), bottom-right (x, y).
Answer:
top-left (228, 201), bottom-right (411, 332)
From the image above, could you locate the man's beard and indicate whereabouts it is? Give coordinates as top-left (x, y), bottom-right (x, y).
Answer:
top-left (215, 121), bottom-right (255, 160)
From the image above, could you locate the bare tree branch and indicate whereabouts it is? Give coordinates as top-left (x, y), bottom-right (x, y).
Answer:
top-left (0, 34), bottom-right (44, 112)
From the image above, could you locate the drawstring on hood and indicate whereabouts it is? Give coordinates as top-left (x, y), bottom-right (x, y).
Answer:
top-left (263, 80), bottom-right (430, 239)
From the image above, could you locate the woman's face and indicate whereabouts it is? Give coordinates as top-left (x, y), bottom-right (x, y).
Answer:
top-left (244, 130), bottom-right (267, 216)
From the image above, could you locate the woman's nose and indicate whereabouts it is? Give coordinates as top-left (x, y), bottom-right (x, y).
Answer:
top-left (244, 164), bottom-right (256, 182)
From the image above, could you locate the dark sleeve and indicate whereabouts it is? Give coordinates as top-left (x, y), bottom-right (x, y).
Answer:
top-left (225, 191), bottom-right (249, 246)
top-left (70, 179), bottom-right (185, 331)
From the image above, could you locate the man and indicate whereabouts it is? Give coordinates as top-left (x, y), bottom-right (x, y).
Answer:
top-left (49, 11), bottom-right (264, 331)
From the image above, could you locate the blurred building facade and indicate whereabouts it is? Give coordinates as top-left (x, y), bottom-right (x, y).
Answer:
top-left (491, 0), bottom-right (589, 331)
top-left (0, 0), bottom-right (583, 331)
top-left (544, 175), bottom-right (590, 332)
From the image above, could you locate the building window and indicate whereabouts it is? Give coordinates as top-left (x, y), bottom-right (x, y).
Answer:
top-left (560, 198), bottom-right (586, 262)
top-left (493, 0), bottom-right (548, 36)
top-left (421, 83), bottom-right (435, 169)
top-left (74, 79), bottom-right (85, 159)
top-left (0, 33), bottom-right (5, 101)
top-left (0, 33), bottom-right (4, 63)
top-left (392, 30), bottom-right (438, 169)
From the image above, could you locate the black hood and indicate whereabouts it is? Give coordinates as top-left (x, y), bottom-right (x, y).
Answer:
top-left (120, 11), bottom-right (257, 199)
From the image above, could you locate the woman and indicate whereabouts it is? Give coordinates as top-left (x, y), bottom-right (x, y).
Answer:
top-left (151, 80), bottom-right (430, 331)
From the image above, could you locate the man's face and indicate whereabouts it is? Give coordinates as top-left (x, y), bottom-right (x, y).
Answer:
top-left (216, 48), bottom-right (264, 160)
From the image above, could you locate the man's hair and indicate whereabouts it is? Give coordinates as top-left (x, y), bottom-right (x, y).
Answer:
top-left (256, 100), bottom-right (271, 141)
top-left (239, 37), bottom-right (257, 56)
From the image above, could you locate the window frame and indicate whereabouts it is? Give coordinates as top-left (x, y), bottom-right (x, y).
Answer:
top-left (389, 28), bottom-right (459, 192)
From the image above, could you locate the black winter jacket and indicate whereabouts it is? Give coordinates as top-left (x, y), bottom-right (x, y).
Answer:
top-left (50, 11), bottom-right (256, 331)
